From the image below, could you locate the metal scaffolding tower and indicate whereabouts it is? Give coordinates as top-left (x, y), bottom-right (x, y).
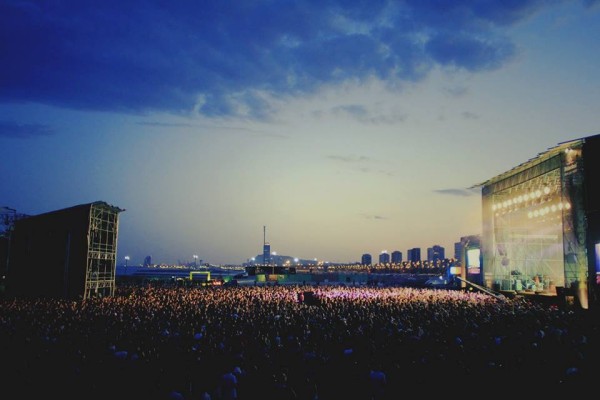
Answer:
top-left (84, 202), bottom-right (123, 299)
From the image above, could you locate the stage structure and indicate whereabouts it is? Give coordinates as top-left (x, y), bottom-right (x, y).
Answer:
top-left (6, 201), bottom-right (124, 300)
top-left (476, 134), bottom-right (600, 309)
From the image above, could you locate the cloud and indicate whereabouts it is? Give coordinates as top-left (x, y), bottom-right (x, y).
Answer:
top-left (332, 104), bottom-right (369, 118)
top-left (434, 188), bottom-right (479, 197)
top-left (136, 121), bottom-right (194, 128)
top-left (361, 214), bottom-right (388, 220)
top-left (443, 86), bottom-right (469, 97)
top-left (331, 104), bottom-right (407, 124)
top-left (461, 111), bottom-right (479, 119)
top-left (327, 155), bottom-right (370, 163)
top-left (358, 167), bottom-right (394, 177)
top-left (0, 120), bottom-right (54, 138)
top-left (0, 1), bottom-right (575, 118)
top-left (328, 155), bottom-right (394, 176)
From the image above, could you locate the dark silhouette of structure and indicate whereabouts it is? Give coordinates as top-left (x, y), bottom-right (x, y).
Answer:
top-left (5, 201), bottom-right (124, 300)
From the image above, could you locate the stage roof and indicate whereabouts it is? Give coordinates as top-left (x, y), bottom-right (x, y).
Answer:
top-left (471, 134), bottom-right (600, 189)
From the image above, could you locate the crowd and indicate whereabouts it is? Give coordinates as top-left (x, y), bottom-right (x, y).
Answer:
top-left (0, 283), bottom-right (598, 399)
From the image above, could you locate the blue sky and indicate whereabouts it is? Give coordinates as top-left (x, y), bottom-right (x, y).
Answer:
top-left (1, 0), bottom-right (599, 265)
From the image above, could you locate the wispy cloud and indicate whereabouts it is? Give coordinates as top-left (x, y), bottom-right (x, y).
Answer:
top-left (327, 155), bottom-right (370, 163)
top-left (136, 121), bottom-right (194, 128)
top-left (136, 120), bottom-right (274, 137)
top-left (443, 86), bottom-right (469, 97)
top-left (332, 104), bottom-right (369, 118)
top-left (361, 213), bottom-right (388, 220)
top-left (0, 121), bottom-right (54, 138)
top-left (434, 188), bottom-right (479, 197)
top-left (253, 132), bottom-right (289, 139)
top-left (461, 111), bottom-right (479, 120)
top-left (358, 167), bottom-right (394, 177)
top-left (331, 104), bottom-right (407, 124)
top-left (0, 0), bottom-right (571, 119)
top-left (328, 155), bottom-right (395, 176)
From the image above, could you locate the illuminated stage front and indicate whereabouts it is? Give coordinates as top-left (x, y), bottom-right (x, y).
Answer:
top-left (478, 134), bottom-right (600, 309)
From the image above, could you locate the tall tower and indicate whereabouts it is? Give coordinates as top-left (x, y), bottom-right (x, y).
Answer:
top-left (263, 226), bottom-right (271, 265)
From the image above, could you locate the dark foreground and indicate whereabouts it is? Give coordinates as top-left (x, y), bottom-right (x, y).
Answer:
top-left (1, 284), bottom-right (598, 399)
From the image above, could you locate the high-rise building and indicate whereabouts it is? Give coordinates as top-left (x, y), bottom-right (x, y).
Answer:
top-left (454, 242), bottom-right (462, 260)
top-left (379, 251), bottom-right (390, 264)
top-left (407, 248), bottom-right (421, 262)
top-left (391, 250), bottom-right (402, 263)
top-left (361, 253), bottom-right (372, 265)
top-left (427, 245), bottom-right (445, 262)
top-left (263, 243), bottom-right (271, 265)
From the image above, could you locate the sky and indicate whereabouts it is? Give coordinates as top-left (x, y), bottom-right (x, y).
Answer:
top-left (1, 0), bottom-right (600, 266)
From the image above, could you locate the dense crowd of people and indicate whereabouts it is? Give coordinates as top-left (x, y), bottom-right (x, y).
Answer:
top-left (1, 283), bottom-right (598, 399)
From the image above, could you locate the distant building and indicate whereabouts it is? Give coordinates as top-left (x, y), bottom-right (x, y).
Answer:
top-left (263, 242), bottom-right (271, 265)
top-left (407, 248), bottom-right (421, 263)
top-left (427, 245), bottom-right (445, 263)
top-left (249, 253), bottom-right (314, 266)
top-left (379, 251), bottom-right (390, 264)
top-left (391, 250), bottom-right (402, 263)
top-left (361, 253), bottom-right (372, 265)
top-left (454, 242), bottom-right (462, 260)
top-left (143, 255), bottom-right (152, 267)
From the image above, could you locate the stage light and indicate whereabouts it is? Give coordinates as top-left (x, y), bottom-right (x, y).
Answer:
top-left (565, 202), bottom-right (571, 210)
top-left (535, 190), bottom-right (542, 198)
top-left (544, 186), bottom-right (550, 194)
top-left (534, 210), bottom-right (539, 217)
top-left (551, 205), bottom-right (557, 212)
top-left (528, 211), bottom-right (533, 218)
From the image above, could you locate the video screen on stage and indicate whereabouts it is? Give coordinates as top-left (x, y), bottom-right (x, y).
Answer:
top-left (466, 248), bottom-right (481, 274)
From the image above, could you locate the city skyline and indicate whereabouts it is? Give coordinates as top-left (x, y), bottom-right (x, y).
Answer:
top-left (123, 240), bottom-right (453, 267)
top-left (1, 1), bottom-right (599, 265)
